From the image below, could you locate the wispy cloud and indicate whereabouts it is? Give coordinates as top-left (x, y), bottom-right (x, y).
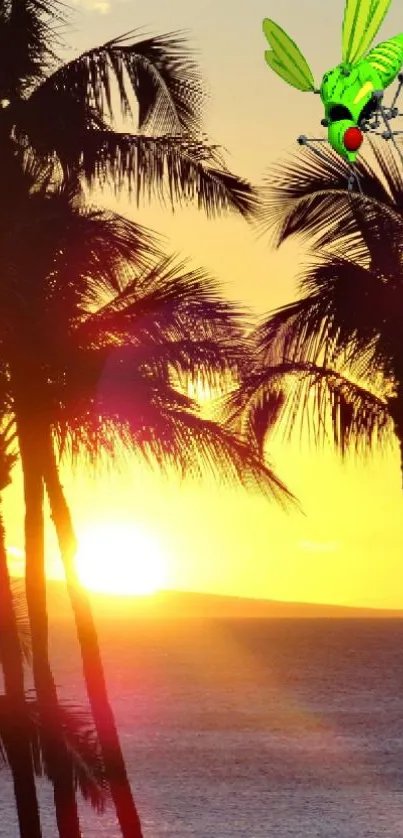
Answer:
top-left (299, 540), bottom-right (340, 553)
top-left (71, 0), bottom-right (128, 14)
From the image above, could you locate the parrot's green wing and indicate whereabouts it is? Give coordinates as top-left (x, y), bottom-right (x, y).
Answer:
top-left (342, 0), bottom-right (392, 64)
top-left (262, 19), bottom-right (315, 92)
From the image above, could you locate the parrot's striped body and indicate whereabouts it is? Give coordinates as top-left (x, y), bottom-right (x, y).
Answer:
top-left (367, 34), bottom-right (403, 87)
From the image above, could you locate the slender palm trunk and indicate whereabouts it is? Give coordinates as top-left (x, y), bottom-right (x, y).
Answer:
top-left (16, 412), bottom-right (83, 838)
top-left (42, 437), bottom-right (143, 838)
top-left (0, 508), bottom-right (43, 838)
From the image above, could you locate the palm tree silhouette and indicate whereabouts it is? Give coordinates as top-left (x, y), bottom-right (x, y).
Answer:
top-left (2, 159), bottom-right (293, 838)
top-left (0, 4), bottom-right (262, 831)
top-left (223, 143), bottom-right (403, 489)
top-left (0, 6), bottom-right (261, 828)
top-left (0, 0), bottom-right (256, 217)
top-left (0, 429), bottom-right (42, 838)
top-left (0, 426), bottom-right (112, 837)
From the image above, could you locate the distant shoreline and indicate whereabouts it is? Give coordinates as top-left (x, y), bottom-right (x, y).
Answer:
top-left (31, 578), bottom-right (403, 621)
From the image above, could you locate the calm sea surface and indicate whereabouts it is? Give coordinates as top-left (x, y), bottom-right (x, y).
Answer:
top-left (3, 618), bottom-right (403, 837)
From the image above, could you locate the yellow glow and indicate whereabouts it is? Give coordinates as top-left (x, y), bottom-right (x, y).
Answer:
top-left (74, 523), bottom-right (166, 595)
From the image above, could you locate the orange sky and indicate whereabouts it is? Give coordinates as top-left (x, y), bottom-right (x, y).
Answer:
top-left (6, 0), bottom-right (403, 607)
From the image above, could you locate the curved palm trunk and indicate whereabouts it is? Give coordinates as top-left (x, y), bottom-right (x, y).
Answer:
top-left (42, 438), bottom-right (143, 838)
top-left (16, 413), bottom-right (83, 838)
top-left (0, 508), bottom-right (43, 838)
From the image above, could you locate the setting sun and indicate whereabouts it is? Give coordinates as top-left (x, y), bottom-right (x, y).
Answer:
top-left (74, 523), bottom-right (166, 595)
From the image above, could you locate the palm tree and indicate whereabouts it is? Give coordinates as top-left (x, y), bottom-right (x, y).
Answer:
top-left (0, 4), bottom-right (260, 834)
top-left (0, 424), bottom-right (109, 837)
top-left (0, 427), bottom-right (42, 838)
top-left (0, 376), bottom-right (81, 838)
top-left (4, 160), bottom-right (156, 838)
top-left (0, 586), bottom-right (112, 834)
top-left (1, 161), bottom-right (293, 838)
top-left (221, 143), bottom-right (403, 490)
top-left (0, 0), bottom-right (256, 217)
top-left (18, 402), bottom-right (86, 838)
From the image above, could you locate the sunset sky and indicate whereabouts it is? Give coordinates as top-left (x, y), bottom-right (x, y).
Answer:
top-left (6, 0), bottom-right (403, 608)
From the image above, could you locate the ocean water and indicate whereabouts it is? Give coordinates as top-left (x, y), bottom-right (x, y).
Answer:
top-left (2, 618), bottom-right (403, 837)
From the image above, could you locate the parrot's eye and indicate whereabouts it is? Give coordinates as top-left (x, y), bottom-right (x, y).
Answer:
top-left (328, 104), bottom-right (353, 122)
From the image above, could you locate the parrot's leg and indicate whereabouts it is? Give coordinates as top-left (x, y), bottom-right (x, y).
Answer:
top-left (347, 165), bottom-right (362, 194)
top-left (297, 135), bottom-right (332, 164)
top-left (297, 136), bottom-right (361, 192)
top-left (378, 103), bottom-right (403, 168)
top-left (390, 72), bottom-right (403, 111)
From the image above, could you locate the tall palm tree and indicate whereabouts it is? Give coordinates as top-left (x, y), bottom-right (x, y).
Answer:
top-left (0, 425), bottom-right (42, 838)
top-left (0, 423), bottom-right (109, 837)
top-left (0, 0), bottom-right (256, 217)
top-left (17, 396), bottom-right (86, 838)
top-left (2, 162), bottom-right (293, 838)
top-left (222, 143), bottom-right (403, 489)
top-left (0, 4), bottom-right (259, 834)
top-left (0, 365), bottom-right (82, 837)
top-left (0, 584), bottom-right (112, 835)
top-left (4, 160), bottom-right (156, 838)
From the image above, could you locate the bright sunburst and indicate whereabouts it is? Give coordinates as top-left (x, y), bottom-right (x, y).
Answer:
top-left (74, 522), bottom-right (166, 595)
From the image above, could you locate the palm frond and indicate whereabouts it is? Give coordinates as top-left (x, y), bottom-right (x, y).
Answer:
top-left (0, 193), bottom-right (161, 329)
top-left (10, 579), bottom-right (31, 666)
top-left (81, 256), bottom-right (250, 362)
top-left (136, 339), bottom-right (240, 388)
top-left (57, 700), bottom-right (108, 811)
top-left (15, 112), bottom-right (257, 216)
top-left (0, 441), bottom-right (16, 492)
top-left (102, 30), bottom-right (205, 133)
top-left (249, 389), bottom-right (286, 459)
top-left (0, 694), bottom-right (108, 812)
top-left (217, 378), bottom-right (286, 459)
top-left (50, 364), bottom-right (294, 506)
top-left (78, 131), bottom-right (258, 218)
top-left (367, 140), bottom-right (403, 206)
top-left (0, 0), bottom-right (64, 99)
top-left (222, 361), bottom-right (392, 458)
top-left (17, 29), bottom-right (205, 169)
top-left (254, 252), bottom-right (397, 384)
top-left (165, 407), bottom-right (295, 507)
top-left (317, 191), bottom-right (402, 269)
top-left (14, 28), bottom-right (257, 217)
top-left (257, 141), bottom-right (403, 248)
top-left (42, 203), bottom-right (160, 304)
top-left (26, 30), bottom-right (204, 136)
